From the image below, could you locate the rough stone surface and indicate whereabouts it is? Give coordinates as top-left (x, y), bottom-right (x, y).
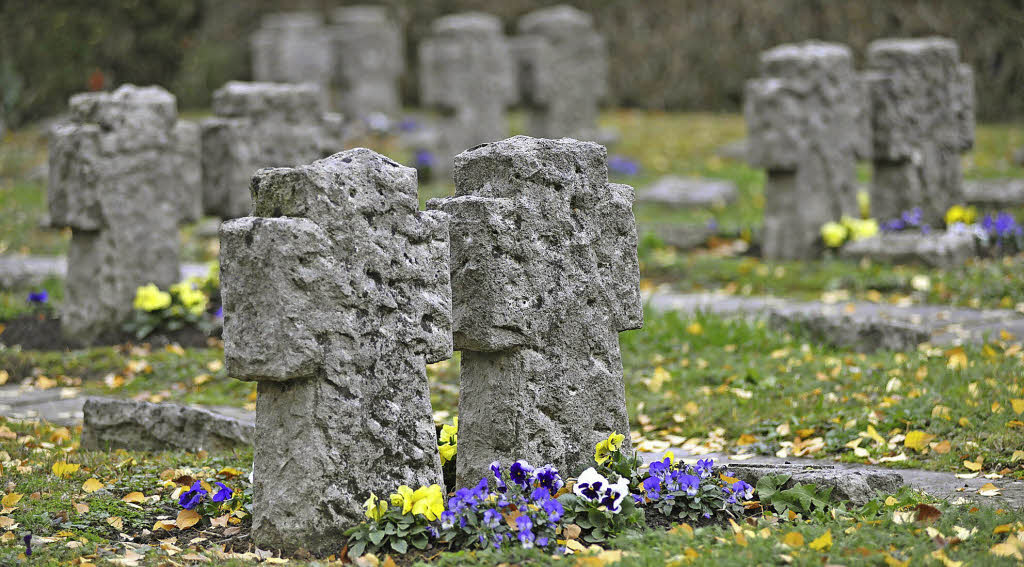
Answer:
top-left (418, 12), bottom-right (516, 177)
top-left (428, 136), bottom-right (642, 488)
top-left (172, 120), bottom-right (202, 223)
top-left (328, 6), bottom-right (403, 118)
top-left (725, 464), bottom-right (903, 506)
top-left (768, 311), bottom-right (929, 353)
top-left (250, 12), bottom-right (331, 86)
top-left (47, 85), bottom-right (187, 341)
top-left (839, 229), bottom-right (976, 269)
top-left (636, 176), bottom-right (737, 208)
top-left (81, 397), bottom-right (253, 452)
top-left (200, 82), bottom-right (341, 219)
top-left (642, 223), bottom-right (714, 251)
top-left (220, 149), bottom-right (451, 554)
top-left (963, 178), bottom-right (1024, 209)
top-left (514, 5), bottom-right (608, 140)
top-left (745, 41), bottom-right (868, 260)
top-left (867, 38), bottom-right (974, 225)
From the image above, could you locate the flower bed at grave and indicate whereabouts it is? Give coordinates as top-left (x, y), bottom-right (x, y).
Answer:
top-left (820, 202), bottom-right (1024, 255)
top-left (344, 429), bottom-right (752, 561)
top-left (123, 263), bottom-right (221, 340)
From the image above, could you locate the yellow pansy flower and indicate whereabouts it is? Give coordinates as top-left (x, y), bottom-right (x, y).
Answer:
top-left (821, 222), bottom-right (848, 248)
top-left (133, 284), bottom-right (172, 312)
top-left (857, 190), bottom-right (871, 219)
top-left (594, 432), bottom-right (625, 465)
top-left (410, 484), bottom-right (445, 521)
top-left (439, 443), bottom-right (457, 465)
top-left (363, 493), bottom-right (387, 521)
top-left (841, 216), bottom-right (879, 241)
top-left (171, 281), bottom-right (209, 316)
top-left (389, 485), bottom-right (415, 514)
top-left (440, 418), bottom-right (458, 445)
top-left (945, 204), bottom-right (977, 226)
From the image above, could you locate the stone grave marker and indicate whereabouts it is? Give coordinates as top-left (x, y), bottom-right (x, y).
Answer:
top-left (866, 37), bottom-right (974, 225)
top-left (200, 81), bottom-right (342, 219)
top-left (220, 149), bottom-right (451, 553)
top-left (514, 5), bottom-right (608, 140)
top-left (48, 85), bottom-right (193, 341)
top-left (428, 136), bottom-right (643, 487)
top-left (328, 5), bottom-right (403, 119)
top-left (745, 41), bottom-right (869, 260)
top-left (636, 176), bottom-right (738, 208)
top-left (419, 12), bottom-right (516, 178)
top-left (250, 11), bottom-right (331, 86)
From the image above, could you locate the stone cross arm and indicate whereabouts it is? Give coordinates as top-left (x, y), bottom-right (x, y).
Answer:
top-left (221, 150), bottom-right (454, 382)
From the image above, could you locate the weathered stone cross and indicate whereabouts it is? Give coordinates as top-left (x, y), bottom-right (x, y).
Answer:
top-left (429, 136), bottom-right (643, 487)
top-left (745, 41), bottom-right (870, 260)
top-left (220, 149), bottom-right (452, 553)
top-left (866, 37), bottom-right (974, 225)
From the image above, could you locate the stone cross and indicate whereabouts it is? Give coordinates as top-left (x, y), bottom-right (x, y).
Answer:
top-left (745, 41), bottom-right (870, 260)
top-left (48, 85), bottom-right (196, 341)
top-left (250, 11), bottom-right (331, 86)
top-left (220, 149), bottom-right (452, 554)
top-left (418, 12), bottom-right (516, 178)
top-left (200, 81), bottom-right (342, 219)
top-left (866, 37), bottom-right (974, 225)
top-left (428, 136), bottom-right (643, 488)
top-left (328, 5), bottom-right (404, 118)
top-left (513, 5), bottom-right (608, 140)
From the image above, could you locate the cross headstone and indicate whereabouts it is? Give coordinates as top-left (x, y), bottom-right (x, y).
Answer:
top-left (250, 11), bottom-right (331, 86)
top-left (418, 12), bottom-right (516, 178)
top-left (866, 37), bottom-right (974, 225)
top-left (48, 85), bottom-right (193, 341)
top-left (513, 5), bottom-right (608, 140)
top-left (745, 41), bottom-right (870, 260)
top-left (200, 81), bottom-right (342, 219)
top-left (328, 5), bottom-right (404, 119)
top-left (220, 148), bottom-right (452, 553)
top-left (428, 136), bottom-right (643, 488)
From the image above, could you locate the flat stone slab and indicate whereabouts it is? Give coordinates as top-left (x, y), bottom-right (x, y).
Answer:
top-left (647, 290), bottom-right (1024, 348)
top-left (642, 223), bottom-right (714, 251)
top-left (81, 397), bottom-right (253, 452)
top-left (642, 449), bottom-right (1024, 508)
top-left (963, 178), bottom-right (1024, 208)
top-left (727, 463), bottom-right (903, 506)
top-left (0, 386), bottom-right (84, 426)
top-left (769, 311), bottom-right (929, 353)
top-left (636, 176), bottom-right (737, 208)
top-left (0, 255), bottom-right (208, 288)
top-left (839, 230), bottom-right (977, 269)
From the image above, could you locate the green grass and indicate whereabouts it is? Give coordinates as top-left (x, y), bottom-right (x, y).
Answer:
top-left (640, 245), bottom-right (1024, 311)
top-left (0, 418), bottom-right (1021, 566)
top-left (4, 307), bottom-right (1022, 479)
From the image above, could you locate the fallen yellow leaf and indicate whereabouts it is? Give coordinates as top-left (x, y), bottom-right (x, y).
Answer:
top-left (737, 434), bottom-right (757, 446)
top-left (686, 322), bottom-right (703, 335)
top-left (946, 347), bottom-right (968, 370)
top-left (964, 458), bottom-right (983, 472)
top-left (903, 430), bottom-right (935, 452)
top-left (1, 493), bottom-right (22, 509)
top-left (153, 520), bottom-right (176, 531)
top-left (993, 523), bottom-right (1013, 534)
top-left (809, 530), bottom-right (832, 551)
top-left (176, 509), bottom-right (201, 530)
top-left (865, 425), bottom-right (886, 445)
top-left (990, 533), bottom-right (1024, 560)
top-left (884, 553), bottom-right (910, 567)
top-left (781, 531), bottom-right (804, 548)
top-left (932, 440), bottom-right (952, 454)
top-left (122, 492), bottom-right (145, 503)
top-left (978, 483), bottom-right (1001, 497)
top-left (1011, 399), bottom-right (1024, 415)
top-left (1011, 450), bottom-right (1024, 463)
top-left (73, 502), bottom-right (89, 514)
top-left (82, 478), bottom-right (104, 493)
top-left (52, 462), bottom-right (81, 479)
top-left (106, 516), bottom-right (123, 530)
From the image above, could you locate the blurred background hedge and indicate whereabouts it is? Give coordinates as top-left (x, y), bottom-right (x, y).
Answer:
top-left (2, 0), bottom-right (1023, 127)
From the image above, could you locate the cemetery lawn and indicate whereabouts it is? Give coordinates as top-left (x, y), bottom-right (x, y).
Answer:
top-left (2, 417), bottom-right (1023, 565)
top-left (3, 308), bottom-right (1022, 480)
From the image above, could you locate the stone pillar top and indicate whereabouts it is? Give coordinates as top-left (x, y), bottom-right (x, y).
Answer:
top-left (430, 11), bottom-right (503, 36)
top-left (517, 4), bottom-right (595, 34)
top-left (867, 36), bottom-right (959, 63)
top-left (211, 81), bottom-right (326, 120)
top-left (760, 41), bottom-right (854, 77)
top-left (259, 11), bottom-right (323, 28)
top-left (330, 4), bottom-right (391, 24)
top-left (69, 84), bottom-right (177, 133)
